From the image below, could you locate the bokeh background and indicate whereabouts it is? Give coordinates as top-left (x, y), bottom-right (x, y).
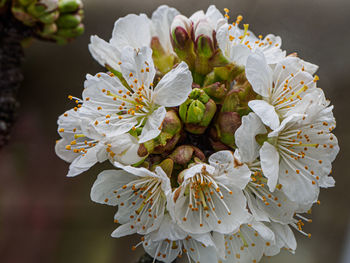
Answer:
top-left (1, 0), bottom-right (350, 262)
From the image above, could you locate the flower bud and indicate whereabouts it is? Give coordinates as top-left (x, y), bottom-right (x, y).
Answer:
top-left (193, 19), bottom-right (214, 58)
top-left (38, 10), bottom-right (59, 24)
top-left (216, 111), bottom-right (241, 147)
top-left (203, 82), bottom-right (228, 102)
top-left (152, 110), bottom-right (182, 154)
top-left (170, 15), bottom-right (196, 68)
top-left (56, 13), bottom-right (82, 28)
top-left (169, 145), bottom-right (205, 166)
top-left (179, 88), bottom-right (217, 134)
top-left (58, 0), bottom-right (82, 13)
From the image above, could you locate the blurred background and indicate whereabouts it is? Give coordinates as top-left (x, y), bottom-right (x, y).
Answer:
top-left (0, 0), bottom-right (349, 262)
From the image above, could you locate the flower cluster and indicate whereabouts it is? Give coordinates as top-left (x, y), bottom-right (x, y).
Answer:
top-left (1, 0), bottom-right (84, 44)
top-left (55, 5), bottom-right (339, 263)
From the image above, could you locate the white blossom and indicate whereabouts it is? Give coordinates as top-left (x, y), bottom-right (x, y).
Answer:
top-left (90, 164), bottom-right (171, 237)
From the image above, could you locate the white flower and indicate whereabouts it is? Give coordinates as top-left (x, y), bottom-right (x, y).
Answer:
top-left (264, 222), bottom-right (297, 256)
top-left (232, 151), bottom-right (299, 224)
top-left (151, 5), bottom-right (180, 56)
top-left (81, 46), bottom-right (192, 143)
top-left (90, 164), bottom-right (171, 237)
top-left (213, 221), bottom-right (275, 263)
top-left (55, 108), bottom-right (105, 177)
top-left (89, 14), bottom-right (151, 71)
top-left (89, 5), bottom-right (180, 72)
top-left (245, 52), bottom-right (325, 129)
top-left (216, 18), bottom-right (286, 66)
top-left (236, 111), bottom-right (339, 205)
top-left (172, 151), bottom-right (251, 234)
top-left (141, 214), bottom-right (218, 263)
top-left (189, 5), bottom-right (226, 32)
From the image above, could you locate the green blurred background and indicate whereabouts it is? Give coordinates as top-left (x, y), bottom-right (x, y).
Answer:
top-left (0, 0), bottom-right (349, 262)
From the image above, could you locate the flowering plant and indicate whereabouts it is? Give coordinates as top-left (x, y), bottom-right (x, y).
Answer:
top-left (55, 5), bottom-right (339, 263)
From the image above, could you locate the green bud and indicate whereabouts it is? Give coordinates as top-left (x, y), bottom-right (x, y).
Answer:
top-left (11, 6), bottom-right (36, 25)
top-left (195, 35), bottom-right (214, 59)
top-left (56, 13), bottom-right (82, 28)
top-left (189, 88), bottom-right (210, 104)
top-left (214, 63), bottom-right (244, 82)
top-left (185, 99), bottom-right (217, 134)
top-left (41, 22), bottom-right (57, 35)
top-left (203, 82), bottom-right (228, 103)
top-left (187, 100), bottom-right (205, 123)
top-left (56, 22), bottom-right (84, 38)
top-left (58, 0), bottom-right (81, 13)
top-left (27, 2), bottom-right (47, 17)
top-left (38, 10), bottom-right (59, 24)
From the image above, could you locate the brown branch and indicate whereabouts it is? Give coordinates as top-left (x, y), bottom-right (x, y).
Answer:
top-left (0, 4), bottom-right (33, 148)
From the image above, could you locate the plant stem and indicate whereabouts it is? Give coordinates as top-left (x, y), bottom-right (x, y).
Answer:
top-left (0, 4), bottom-right (32, 148)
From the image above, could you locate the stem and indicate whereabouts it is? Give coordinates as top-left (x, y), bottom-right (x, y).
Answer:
top-left (137, 253), bottom-right (177, 263)
top-left (0, 4), bottom-right (33, 148)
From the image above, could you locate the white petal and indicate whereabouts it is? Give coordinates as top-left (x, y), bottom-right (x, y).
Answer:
top-left (110, 14), bottom-right (151, 49)
top-left (67, 145), bottom-right (101, 177)
top-left (300, 58), bottom-right (319, 74)
top-left (260, 142), bottom-right (280, 191)
top-left (209, 151), bottom-right (251, 189)
top-left (205, 5), bottom-right (224, 29)
top-left (151, 5), bottom-right (179, 54)
top-left (138, 106), bottom-right (166, 143)
top-left (248, 100), bottom-right (280, 129)
top-left (120, 46), bottom-right (156, 89)
top-left (108, 134), bottom-right (144, 165)
top-left (153, 62), bottom-right (192, 107)
top-left (111, 223), bottom-right (137, 238)
top-left (55, 139), bottom-right (79, 163)
top-left (88, 35), bottom-right (121, 71)
top-left (227, 44), bottom-right (252, 66)
top-left (90, 169), bottom-right (137, 206)
top-left (235, 113), bottom-right (267, 163)
top-left (246, 52), bottom-right (273, 97)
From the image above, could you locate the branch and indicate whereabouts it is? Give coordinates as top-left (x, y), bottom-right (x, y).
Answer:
top-left (0, 4), bottom-right (32, 147)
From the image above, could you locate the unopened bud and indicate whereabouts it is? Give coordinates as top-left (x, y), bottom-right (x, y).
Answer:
top-left (169, 145), bottom-right (205, 166)
top-left (56, 13), bottom-right (82, 28)
top-left (171, 15), bottom-right (196, 68)
top-left (41, 22), bottom-right (58, 35)
top-left (180, 88), bottom-right (217, 134)
top-left (56, 23), bottom-right (84, 38)
top-left (152, 110), bottom-right (182, 154)
top-left (203, 82), bottom-right (228, 102)
top-left (194, 19), bottom-right (214, 58)
top-left (216, 111), bottom-right (241, 147)
top-left (38, 10), bottom-right (59, 24)
top-left (58, 0), bottom-right (82, 13)
top-left (162, 110), bottom-right (182, 136)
